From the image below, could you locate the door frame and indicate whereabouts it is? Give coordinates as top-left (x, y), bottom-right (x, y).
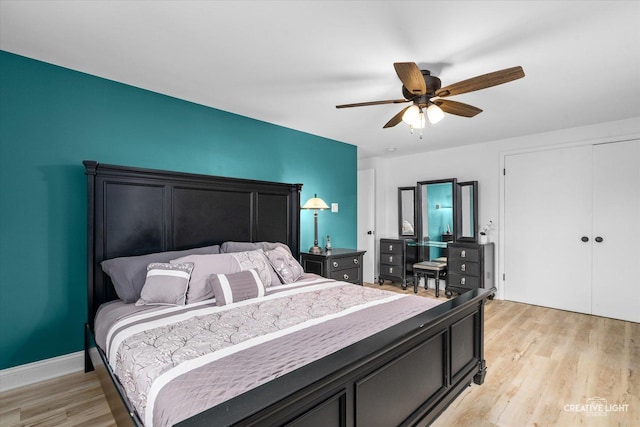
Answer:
top-left (358, 168), bottom-right (376, 284)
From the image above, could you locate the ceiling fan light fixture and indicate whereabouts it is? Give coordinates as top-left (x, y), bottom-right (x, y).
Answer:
top-left (401, 105), bottom-right (421, 126)
top-left (427, 104), bottom-right (444, 124)
top-left (409, 109), bottom-right (426, 130)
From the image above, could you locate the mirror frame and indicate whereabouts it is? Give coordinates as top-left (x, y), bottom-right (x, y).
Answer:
top-left (417, 178), bottom-right (458, 245)
top-left (397, 186), bottom-right (417, 239)
top-left (455, 180), bottom-right (478, 242)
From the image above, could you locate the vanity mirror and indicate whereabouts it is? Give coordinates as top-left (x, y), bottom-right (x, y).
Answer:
top-left (417, 178), bottom-right (457, 259)
top-left (456, 181), bottom-right (478, 242)
top-left (398, 186), bottom-right (416, 238)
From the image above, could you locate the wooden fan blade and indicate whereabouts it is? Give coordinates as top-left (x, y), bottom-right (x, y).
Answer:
top-left (433, 99), bottom-right (483, 117)
top-left (336, 99), bottom-right (409, 109)
top-left (383, 105), bottom-right (413, 128)
top-left (394, 62), bottom-right (426, 95)
top-left (435, 66), bottom-right (525, 97)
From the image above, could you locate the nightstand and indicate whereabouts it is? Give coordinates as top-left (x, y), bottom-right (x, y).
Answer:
top-left (300, 248), bottom-right (366, 285)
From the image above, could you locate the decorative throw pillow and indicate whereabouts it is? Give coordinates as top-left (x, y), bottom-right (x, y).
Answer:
top-left (208, 269), bottom-right (265, 306)
top-left (228, 249), bottom-right (278, 287)
top-left (135, 262), bottom-right (194, 306)
top-left (172, 250), bottom-right (275, 304)
top-left (100, 244), bottom-right (220, 303)
top-left (265, 246), bottom-right (304, 283)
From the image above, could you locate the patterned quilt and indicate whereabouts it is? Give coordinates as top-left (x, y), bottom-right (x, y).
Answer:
top-left (95, 277), bottom-right (442, 427)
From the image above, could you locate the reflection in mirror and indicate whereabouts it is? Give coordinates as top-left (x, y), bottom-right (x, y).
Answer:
top-left (417, 179), bottom-right (457, 259)
top-left (398, 187), bottom-right (416, 238)
top-left (456, 181), bottom-right (478, 242)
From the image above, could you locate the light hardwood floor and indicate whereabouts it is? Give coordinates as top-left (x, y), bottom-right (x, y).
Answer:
top-left (1, 283), bottom-right (638, 426)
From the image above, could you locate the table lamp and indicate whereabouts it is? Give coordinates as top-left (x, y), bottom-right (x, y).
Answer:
top-left (301, 194), bottom-right (329, 254)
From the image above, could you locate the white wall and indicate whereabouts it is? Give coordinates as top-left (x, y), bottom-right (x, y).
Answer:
top-left (360, 117), bottom-right (640, 288)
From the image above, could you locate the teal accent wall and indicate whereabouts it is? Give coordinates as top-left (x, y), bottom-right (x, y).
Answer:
top-left (0, 51), bottom-right (357, 370)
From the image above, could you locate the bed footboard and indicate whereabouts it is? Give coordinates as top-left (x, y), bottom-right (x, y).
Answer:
top-left (180, 287), bottom-right (491, 427)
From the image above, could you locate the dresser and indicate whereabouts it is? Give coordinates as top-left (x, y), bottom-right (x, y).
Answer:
top-left (446, 242), bottom-right (494, 298)
top-left (378, 238), bottom-right (417, 289)
top-left (300, 248), bottom-right (366, 285)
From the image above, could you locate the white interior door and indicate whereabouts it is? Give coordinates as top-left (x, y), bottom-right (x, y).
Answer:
top-left (504, 145), bottom-right (593, 314)
top-left (591, 140), bottom-right (640, 322)
top-left (357, 168), bottom-right (375, 284)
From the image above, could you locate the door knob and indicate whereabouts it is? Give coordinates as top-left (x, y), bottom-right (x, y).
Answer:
top-left (595, 236), bottom-right (604, 243)
top-left (367, 230), bottom-right (374, 235)
top-left (581, 236), bottom-right (589, 242)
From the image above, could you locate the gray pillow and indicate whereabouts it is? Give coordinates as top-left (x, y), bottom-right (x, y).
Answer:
top-left (221, 241), bottom-right (292, 255)
top-left (265, 246), bottom-right (304, 283)
top-left (172, 250), bottom-right (275, 304)
top-left (135, 262), bottom-right (194, 306)
top-left (208, 269), bottom-right (266, 306)
top-left (101, 244), bottom-right (220, 303)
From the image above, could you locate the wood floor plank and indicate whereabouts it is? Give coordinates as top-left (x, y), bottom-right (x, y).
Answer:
top-left (1, 285), bottom-right (637, 426)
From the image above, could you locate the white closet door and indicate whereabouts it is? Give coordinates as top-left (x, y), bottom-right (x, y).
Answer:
top-left (504, 145), bottom-right (593, 314)
top-left (591, 140), bottom-right (640, 322)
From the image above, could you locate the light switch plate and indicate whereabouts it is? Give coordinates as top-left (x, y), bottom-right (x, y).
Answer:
top-left (331, 203), bottom-right (338, 213)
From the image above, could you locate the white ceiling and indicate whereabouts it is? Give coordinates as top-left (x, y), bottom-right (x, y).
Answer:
top-left (2, 1), bottom-right (639, 159)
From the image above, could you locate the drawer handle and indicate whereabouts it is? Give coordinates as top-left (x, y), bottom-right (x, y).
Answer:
top-left (389, 267), bottom-right (393, 274)
top-left (388, 255), bottom-right (393, 262)
top-left (333, 261), bottom-right (339, 268)
top-left (461, 264), bottom-right (466, 272)
top-left (460, 277), bottom-right (466, 285)
top-left (353, 258), bottom-right (359, 265)
top-left (343, 273), bottom-right (349, 280)
top-left (389, 244), bottom-right (393, 251)
top-left (461, 250), bottom-right (466, 258)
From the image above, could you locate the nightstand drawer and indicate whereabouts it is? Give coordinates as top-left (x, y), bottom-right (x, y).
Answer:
top-left (300, 249), bottom-right (366, 286)
top-left (330, 256), bottom-right (361, 271)
top-left (330, 267), bottom-right (361, 284)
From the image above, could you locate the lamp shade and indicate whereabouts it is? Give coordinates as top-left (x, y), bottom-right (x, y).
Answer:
top-left (427, 104), bottom-right (444, 124)
top-left (302, 195), bottom-right (329, 210)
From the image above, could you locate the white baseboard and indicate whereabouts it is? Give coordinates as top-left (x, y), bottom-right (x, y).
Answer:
top-left (0, 351), bottom-right (85, 392)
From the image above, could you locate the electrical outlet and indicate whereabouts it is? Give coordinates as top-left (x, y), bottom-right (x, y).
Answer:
top-left (331, 203), bottom-right (338, 213)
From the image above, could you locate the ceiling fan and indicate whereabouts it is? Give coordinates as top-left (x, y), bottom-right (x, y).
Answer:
top-left (336, 62), bottom-right (525, 135)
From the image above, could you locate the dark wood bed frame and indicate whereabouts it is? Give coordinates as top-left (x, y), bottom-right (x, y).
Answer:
top-left (83, 160), bottom-right (491, 427)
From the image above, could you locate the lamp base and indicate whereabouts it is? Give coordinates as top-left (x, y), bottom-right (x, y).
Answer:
top-left (308, 245), bottom-right (323, 254)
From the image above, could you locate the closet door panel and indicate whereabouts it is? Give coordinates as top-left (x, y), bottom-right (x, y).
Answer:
top-left (504, 146), bottom-right (592, 313)
top-left (591, 140), bottom-right (640, 322)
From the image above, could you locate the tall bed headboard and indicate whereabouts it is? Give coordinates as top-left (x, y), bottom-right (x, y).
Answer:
top-left (84, 161), bottom-right (302, 329)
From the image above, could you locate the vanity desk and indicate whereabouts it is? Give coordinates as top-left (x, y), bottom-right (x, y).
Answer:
top-left (381, 179), bottom-right (488, 296)
top-left (378, 239), bottom-right (447, 291)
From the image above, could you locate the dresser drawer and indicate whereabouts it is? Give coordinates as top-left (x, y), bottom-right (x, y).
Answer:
top-left (380, 241), bottom-right (403, 255)
top-left (448, 246), bottom-right (480, 262)
top-left (448, 273), bottom-right (481, 289)
top-left (448, 259), bottom-right (480, 276)
top-left (379, 264), bottom-right (403, 280)
top-left (380, 253), bottom-right (403, 266)
top-left (330, 267), bottom-right (361, 284)
top-left (329, 256), bottom-right (361, 271)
